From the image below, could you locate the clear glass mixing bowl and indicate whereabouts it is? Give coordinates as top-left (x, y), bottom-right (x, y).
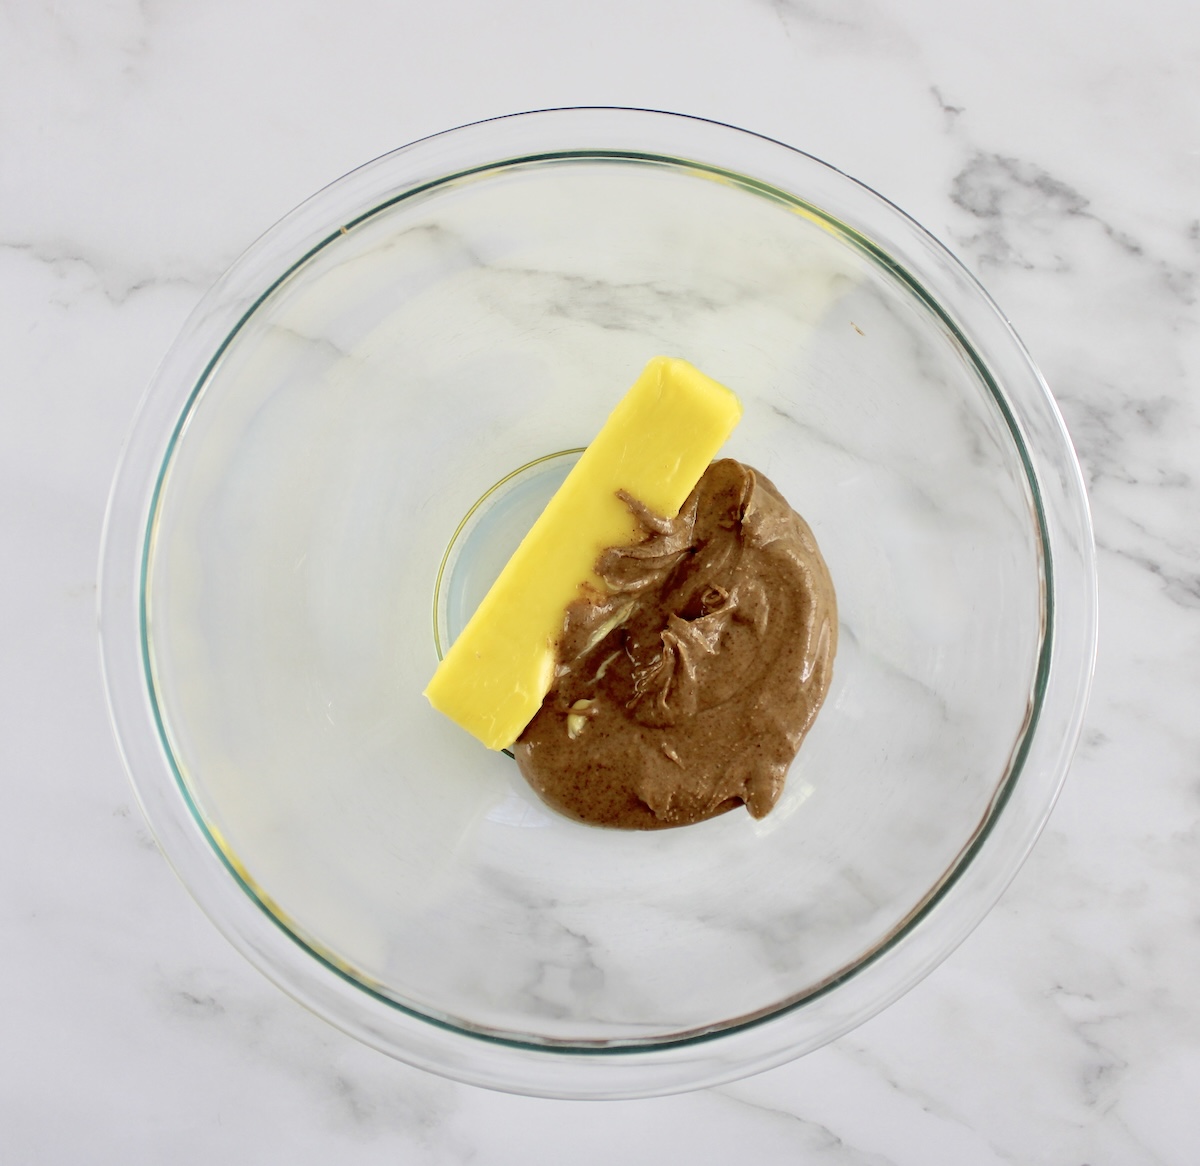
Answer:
top-left (99, 108), bottom-right (1096, 1098)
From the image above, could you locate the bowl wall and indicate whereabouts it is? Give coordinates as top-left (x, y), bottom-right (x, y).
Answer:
top-left (101, 109), bottom-right (1096, 1096)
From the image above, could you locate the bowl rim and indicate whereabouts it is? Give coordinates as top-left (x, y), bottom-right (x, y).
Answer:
top-left (98, 106), bottom-right (1098, 1098)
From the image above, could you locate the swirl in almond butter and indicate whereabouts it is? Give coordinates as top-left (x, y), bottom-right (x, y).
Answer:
top-left (513, 459), bottom-right (837, 829)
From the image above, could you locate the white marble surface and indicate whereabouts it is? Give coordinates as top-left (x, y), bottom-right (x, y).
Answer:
top-left (2, 0), bottom-right (1197, 1161)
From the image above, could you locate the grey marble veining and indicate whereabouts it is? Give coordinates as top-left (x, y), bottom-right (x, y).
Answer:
top-left (3, 0), bottom-right (1199, 1162)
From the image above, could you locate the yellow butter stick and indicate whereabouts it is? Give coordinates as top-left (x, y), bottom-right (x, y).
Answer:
top-left (424, 356), bottom-right (743, 750)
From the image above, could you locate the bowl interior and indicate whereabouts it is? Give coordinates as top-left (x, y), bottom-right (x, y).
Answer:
top-left (144, 153), bottom-right (1044, 1046)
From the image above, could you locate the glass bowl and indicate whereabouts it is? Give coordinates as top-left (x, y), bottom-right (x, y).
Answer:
top-left (99, 108), bottom-right (1097, 1098)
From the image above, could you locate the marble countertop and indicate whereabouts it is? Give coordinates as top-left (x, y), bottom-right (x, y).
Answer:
top-left (3, 0), bottom-right (1197, 1161)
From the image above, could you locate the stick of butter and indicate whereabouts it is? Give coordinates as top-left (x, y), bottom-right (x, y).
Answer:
top-left (424, 357), bottom-right (743, 750)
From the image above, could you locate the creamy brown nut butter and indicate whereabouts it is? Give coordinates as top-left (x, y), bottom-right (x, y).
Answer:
top-left (513, 459), bottom-right (837, 829)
